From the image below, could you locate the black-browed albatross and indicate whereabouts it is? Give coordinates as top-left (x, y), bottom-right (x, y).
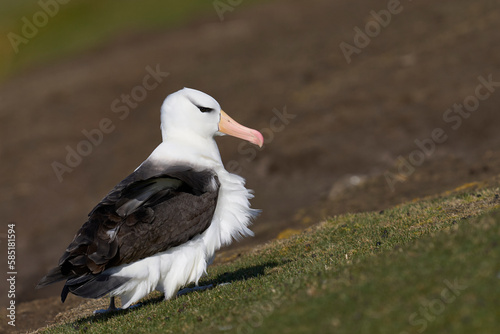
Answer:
top-left (37, 88), bottom-right (264, 311)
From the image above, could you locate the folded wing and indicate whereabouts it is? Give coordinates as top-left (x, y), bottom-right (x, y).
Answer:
top-left (37, 162), bottom-right (219, 302)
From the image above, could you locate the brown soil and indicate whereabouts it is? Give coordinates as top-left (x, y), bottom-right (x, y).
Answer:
top-left (1, 0), bottom-right (499, 332)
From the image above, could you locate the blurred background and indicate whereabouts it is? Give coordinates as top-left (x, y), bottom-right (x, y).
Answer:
top-left (0, 0), bottom-right (499, 331)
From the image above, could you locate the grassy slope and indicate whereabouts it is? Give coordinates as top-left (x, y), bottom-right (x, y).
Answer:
top-left (38, 179), bottom-right (500, 333)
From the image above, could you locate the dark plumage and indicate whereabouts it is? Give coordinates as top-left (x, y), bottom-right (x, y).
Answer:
top-left (37, 162), bottom-right (220, 302)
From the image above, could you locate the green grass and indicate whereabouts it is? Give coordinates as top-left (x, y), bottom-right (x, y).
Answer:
top-left (39, 181), bottom-right (500, 333)
top-left (0, 0), bottom-right (266, 81)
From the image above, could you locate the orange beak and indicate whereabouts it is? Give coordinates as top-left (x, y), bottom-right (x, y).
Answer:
top-left (218, 110), bottom-right (264, 147)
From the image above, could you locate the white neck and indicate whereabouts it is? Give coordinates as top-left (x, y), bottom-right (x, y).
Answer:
top-left (149, 128), bottom-right (223, 169)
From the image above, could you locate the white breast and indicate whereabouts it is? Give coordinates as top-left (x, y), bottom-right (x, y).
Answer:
top-left (104, 166), bottom-right (258, 308)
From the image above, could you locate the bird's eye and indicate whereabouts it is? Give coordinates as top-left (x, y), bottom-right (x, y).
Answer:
top-left (197, 106), bottom-right (213, 113)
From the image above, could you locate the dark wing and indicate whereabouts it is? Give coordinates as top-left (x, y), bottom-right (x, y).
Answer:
top-left (37, 162), bottom-right (220, 301)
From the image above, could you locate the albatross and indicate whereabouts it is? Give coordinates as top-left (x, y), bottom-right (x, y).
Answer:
top-left (37, 88), bottom-right (264, 311)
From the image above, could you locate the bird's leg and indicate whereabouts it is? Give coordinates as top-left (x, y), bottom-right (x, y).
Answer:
top-left (176, 282), bottom-right (231, 297)
top-left (176, 282), bottom-right (232, 298)
top-left (177, 284), bottom-right (212, 297)
top-left (93, 296), bottom-right (121, 314)
top-left (108, 296), bottom-right (117, 310)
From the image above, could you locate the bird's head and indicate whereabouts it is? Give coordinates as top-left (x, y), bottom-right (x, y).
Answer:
top-left (160, 88), bottom-right (263, 147)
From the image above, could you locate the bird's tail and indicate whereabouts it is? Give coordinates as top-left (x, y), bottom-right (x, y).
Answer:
top-left (36, 267), bottom-right (67, 288)
top-left (61, 274), bottom-right (130, 303)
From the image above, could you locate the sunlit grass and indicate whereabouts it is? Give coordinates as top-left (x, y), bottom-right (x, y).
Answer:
top-left (39, 180), bottom-right (500, 333)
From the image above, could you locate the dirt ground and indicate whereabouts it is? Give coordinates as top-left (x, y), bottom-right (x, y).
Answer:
top-left (1, 0), bottom-right (500, 332)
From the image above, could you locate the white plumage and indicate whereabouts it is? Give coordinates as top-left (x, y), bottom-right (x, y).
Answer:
top-left (107, 169), bottom-right (258, 308)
